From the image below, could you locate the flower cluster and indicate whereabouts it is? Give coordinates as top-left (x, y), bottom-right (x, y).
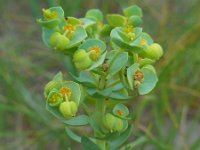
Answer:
top-left (38, 5), bottom-right (163, 149)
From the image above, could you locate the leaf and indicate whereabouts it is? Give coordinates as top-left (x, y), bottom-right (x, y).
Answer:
top-left (107, 14), bottom-right (126, 27)
top-left (100, 24), bottom-right (113, 37)
top-left (127, 63), bottom-right (139, 90)
top-left (65, 127), bottom-right (81, 143)
top-left (42, 27), bottom-right (55, 48)
top-left (138, 65), bottom-right (158, 95)
top-left (128, 15), bottom-right (142, 27)
top-left (70, 71), bottom-right (97, 87)
top-left (46, 102), bottom-right (64, 120)
top-left (79, 39), bottom-right (106, 52)
top-left (62, 81), bottom-right (81, 105)
top-left (108, 51), bottom-right (128, 75)
top-left (53, 71), bottom-right (63, 81)
top-left (81, 136), bottom-right (101, 150)
top-left (79, 18), bottom-right (96, 29)
top-left (63, 115), bottom-right (89, 126)
top-left (85, 9), bottom-right (103, 22)
top-left (88, 51), bottom-right (107, 71)
top-left (139, 58), bottom-right (155, 67)
top-left (124, 136), bottom-right (148, 149)
top-left (67, 26), bottom-right (87, 49)
top-left (66, 17), bottom-right (81, 26)
top-left (113, 103), bottom-right (129, 117)
top-left (109, 125), bottom-right (133, 150)
top-left (123, 5), bottom-right (143, 17)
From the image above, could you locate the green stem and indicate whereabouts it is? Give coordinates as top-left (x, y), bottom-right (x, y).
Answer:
top-left (95, 99), bottom-right (106, 150)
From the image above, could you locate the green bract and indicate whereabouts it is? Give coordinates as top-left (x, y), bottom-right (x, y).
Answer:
top-left (37, 6), bottom-right (64, 28)
top-left (38, 5), bottom-right (163, 149)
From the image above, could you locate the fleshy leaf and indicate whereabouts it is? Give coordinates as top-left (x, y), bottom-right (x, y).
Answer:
top-left (127, 63), bottom-right (139, 90)
top-left (85, 9), bottom-right (103, 22)
top-left (70, 71), bottom-right (97, 87)
top-left (138, 65), bottom-right (158, 95)
top-left (79, 18), bottom-right (96, 29)
top-left (107, 14), bottom-right (126, 27)
top-left (79, 39), bottom-right (106, 52)
top-left (123, 5), bottom-right (143, 17)
top-left (108, 51), bottom-right (128, 75)
top-left (65, 127), bottom-right (81, 143)
top-left (63, 115), bottom-right (89, 126)
top-left (53, 71), bottom-right (63, 81)
top-left (87, 51), bottom-right (107, 70)
top-left (67, 26), bottom-right (87, 49)
top-left (109, 126), bottom-right (133, 150)
top-left (113, 103), bottom-right (129, 118)
top-left (82, 136), bottom-right (101, 150)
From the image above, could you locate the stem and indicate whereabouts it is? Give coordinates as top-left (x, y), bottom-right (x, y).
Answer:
top-left (95, 99), bottom-right (106, 150)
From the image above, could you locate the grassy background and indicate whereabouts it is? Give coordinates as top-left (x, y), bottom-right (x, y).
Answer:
top-left (0, 0), bottom-right (200, 149)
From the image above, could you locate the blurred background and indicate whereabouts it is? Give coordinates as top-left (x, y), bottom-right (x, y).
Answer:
top-left (0, 0), bottom-right (200, 149)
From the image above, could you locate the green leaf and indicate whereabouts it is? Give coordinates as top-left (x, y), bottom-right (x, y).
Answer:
top-left (37, 6), bottom-right (65, 28)
top-left (110, 27), bottom-right (144, 52)
top-left (138, 65), bottom-right (158, 95)
top-left (109, 126), bottom-right (133, 150)
top-left (81, 136), bottom-right (101, 150)
top-left (79, 18), bottom-right (96, 29)
top-left (87, 51), bottom-right (107, 71)
top-left (108, 89), bottom-right (132, 100)
top-left (79, 39), bottom-right (106, 52)
top-left (85, 9), bottom-right (103, 22)
top-left (100, 24), bottom-right (113, 37)
top-left (113, 103), bottom-right (129, 118)
top-left (127, 63), bottom-right (139, 90)
top-left (42, 27), bottom-right (55, 48)
top-left (127, 15), bottom-right (142, 27)
top-left (67, 26), bottom-right (87, 49)
top-left (107, 14), bottom-right (126, 27)
top-left (70, 71), bottom-right (97, 87)
top-left (62, 81), bottom-right (81, 105)
top-left (139, 58), bottom-right (155, 67)
top-left (66, 17), bottom-right (81, 26)
top-left (46, 101), bottom-right (64, 120)
top-left (108, 52), bottom-right (128, 75)
top-left (63, 115), bottom-right (89, 126)
top-left (65, 127), bottom-right (81, 143)
top-left (123, 5), bottom-right (143, 17)
top-left (53, 71), bottom-right (63, 81)
top-left (124, 136), bottom-right (148, 149)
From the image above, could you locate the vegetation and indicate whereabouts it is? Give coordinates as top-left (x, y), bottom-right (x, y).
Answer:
top-left (0, 0), bottom-right (200, 149)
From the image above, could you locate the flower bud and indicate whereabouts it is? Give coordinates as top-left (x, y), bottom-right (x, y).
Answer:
top-left (50, 32), bottom-right (69, 51)
top-left (73, 49), bottom-right (92, 69)
top-left (144, 43), bottom-right (163, 60)
top-left (103, 113), bottom-right (124, 132)
top-left (44, 80), bottom-right (62, 97)
top-left (59, 101), bottom-right (78, 118)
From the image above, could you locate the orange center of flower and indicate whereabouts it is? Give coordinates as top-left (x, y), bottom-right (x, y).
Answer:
top-left (124, 25), bottom-right (134, 34)
top-left (134, 70), bottom-right (144, 81)
top-left (64, 24), bottom-right (75, 34)
top-left (117, 110), bottom-right (124, 116)
top-left (141, 38), bottom-right (147, 46)
top-left (89, 46), bottom-right (100, 54)
top-left (60, 87), bottom-right (72, 97)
